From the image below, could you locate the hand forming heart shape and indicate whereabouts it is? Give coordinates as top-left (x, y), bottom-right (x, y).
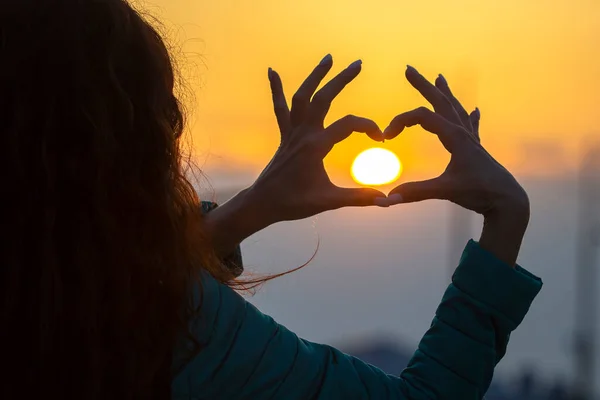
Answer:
top-left (247, 54), bottom-right (528, 226)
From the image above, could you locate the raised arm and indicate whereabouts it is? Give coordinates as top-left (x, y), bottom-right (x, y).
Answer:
top-left (182, 61), bottom-right (543, 399)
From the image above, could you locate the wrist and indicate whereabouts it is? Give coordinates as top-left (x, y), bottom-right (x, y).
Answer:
top-left (479, 203), bottom-right (530, 267)
top-left (486, 196), bottom-right (530, 231)
top-left (204, 187), bottom-right (273, 257)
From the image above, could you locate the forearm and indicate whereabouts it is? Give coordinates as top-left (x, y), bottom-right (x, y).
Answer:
top-left (203, 188), bottom-right (274, 258)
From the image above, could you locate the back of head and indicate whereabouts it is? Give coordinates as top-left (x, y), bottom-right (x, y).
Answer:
top-left (0, 1), bottom-right (226, 398)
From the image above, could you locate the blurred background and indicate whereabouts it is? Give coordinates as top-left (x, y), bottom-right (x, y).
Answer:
top-left (149, 0), bottom-right (600, 398)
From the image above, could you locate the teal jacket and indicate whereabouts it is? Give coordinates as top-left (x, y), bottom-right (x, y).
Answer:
top-left (172, 240), bottom-right (542, 399)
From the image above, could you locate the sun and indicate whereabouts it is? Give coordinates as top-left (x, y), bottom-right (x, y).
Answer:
top-left (351, 148), bottom-right (402, 186)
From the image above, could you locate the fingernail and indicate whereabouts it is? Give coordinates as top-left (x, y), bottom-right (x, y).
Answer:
top-left (388, 193), bottom-right (404, 205)
top-left (348, 59), bottom-right (362, 70)
top-left (319, 54), bottom-right (332, 66)
top-left (438, 73), bottom-right (448, 86)
top-left (374, 197), bottom-right (390, 207)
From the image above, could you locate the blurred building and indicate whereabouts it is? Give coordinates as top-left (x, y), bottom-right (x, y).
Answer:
top-left (573, 144), bottom-right (600, 400)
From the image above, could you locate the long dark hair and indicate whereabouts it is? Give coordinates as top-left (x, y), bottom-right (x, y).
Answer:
top-left (0, 1), bottom-right (237, 398)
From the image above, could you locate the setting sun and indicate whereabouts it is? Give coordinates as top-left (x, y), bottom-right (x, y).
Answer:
top-left (351, 148), bottom-right (402, 186)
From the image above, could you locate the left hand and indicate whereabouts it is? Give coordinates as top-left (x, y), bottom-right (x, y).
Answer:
top-left (204, 55), bottom-right (387, 258)
top-left (247, 54), bottom-right (388, 224)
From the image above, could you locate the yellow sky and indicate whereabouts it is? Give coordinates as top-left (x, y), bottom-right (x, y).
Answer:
top-left (146, 0), bottom-right (600, 185)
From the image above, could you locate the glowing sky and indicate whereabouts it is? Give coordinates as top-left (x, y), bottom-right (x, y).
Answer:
top-left (148, 0), bottom-right (600, 185)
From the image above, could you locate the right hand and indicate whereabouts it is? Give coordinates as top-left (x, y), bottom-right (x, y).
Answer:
top-left (384, 66), bottom-right (530, 265)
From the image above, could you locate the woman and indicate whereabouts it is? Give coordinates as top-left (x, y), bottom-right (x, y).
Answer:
top-left (0, 1), bottom-right (542, 399)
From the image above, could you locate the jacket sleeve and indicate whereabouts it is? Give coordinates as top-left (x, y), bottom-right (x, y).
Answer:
top-left (172, 240), bottom-right (542, 400)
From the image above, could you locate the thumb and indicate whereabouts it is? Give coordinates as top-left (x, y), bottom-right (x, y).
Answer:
top-left (388, 177), bottom-right (448, 204)
top-left (329, 187), bottom-right (387, 208)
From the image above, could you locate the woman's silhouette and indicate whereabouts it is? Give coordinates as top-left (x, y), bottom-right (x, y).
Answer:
top-left (1, 1), bottom-right (542, 399)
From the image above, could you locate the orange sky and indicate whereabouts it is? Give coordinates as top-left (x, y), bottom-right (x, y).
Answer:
top-left (146, 0), bottom-right (600, 186)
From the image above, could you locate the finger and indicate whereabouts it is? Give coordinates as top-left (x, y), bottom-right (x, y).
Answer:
top-left (388, 177), bottom-right (448, 204)
top-left (307, 59), bottom-right (362, 124)
top-left (323, 115), bottom-right (384, 147)
top-left (405, 65), bottom-right (460, 124)
top-left (290, 54), bottom-right (333, 126)
top-left (268, 68), bottom-right (291, 137)
top-left (383, 107), bottom-right (464, 153)
top-left (469, 108), bottom-right (481, 141)
top-left (435, 74), bottom-right (472, 132)
top-left (328, 186), bottom-right (387, 209)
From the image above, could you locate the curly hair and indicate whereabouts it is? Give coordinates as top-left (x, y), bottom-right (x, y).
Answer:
top-left (0, 1), bottom-right (237, 398)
